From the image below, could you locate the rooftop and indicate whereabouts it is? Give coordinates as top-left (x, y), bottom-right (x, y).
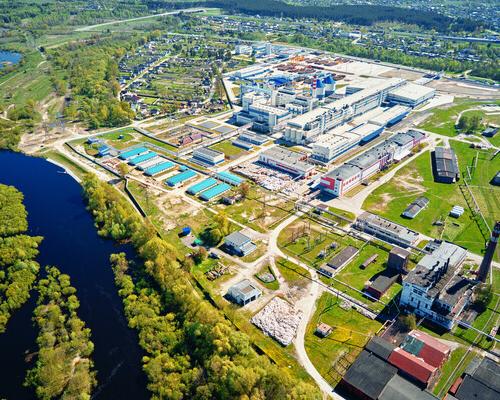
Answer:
top-left (369, 105), bottom-right (412, 126)
top-left (388, 347), bottom-right (437, 384)
top-left (390, 246), bottom-right (411, 258)
top-left (260, 147), bottom-right (314, 174)
top-left (388, 83), bottom-right (435, 101)
top-left (225, 231), bottom-right (252, 247)
top-left (194, 147), bottom-right (224, 158)
top-left (401, 330), bottom-right (450, 368)
top-left (228, 279), bottom-right (261, 298)
top-left (342, 350), bottom-right (398, 399)
top-left (365, 336), bottom-right (396, 361)
top-left (433, 147), bottom-right (459, 179)
top-left (326, 246), bottom-right (358, 269)
top-left (405, 241), bottom-right (467, 295)
top-left (287, 78), bottom-right (404, 128)
top-left (349, 122), bottom-right (384, 136)
top-left (379, 375), bottom-right (439, 400)
top-left (356, 212), bottom-right (420, 244)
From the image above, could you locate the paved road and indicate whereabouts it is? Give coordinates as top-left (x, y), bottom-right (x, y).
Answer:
top-left (75, 8), bottom-right (207, 31)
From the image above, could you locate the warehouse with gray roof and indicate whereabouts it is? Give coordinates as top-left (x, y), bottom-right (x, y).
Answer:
top-left (432, 147), bottom-right (460, 183)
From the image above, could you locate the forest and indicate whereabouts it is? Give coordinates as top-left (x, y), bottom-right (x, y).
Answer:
top-left (82, 174), bottom-right (322, 399)
top-left (0, 0), bottom-right (482, 34)
top-left (0, 184), bottom-right (42, 333)
top-left (48, 37), bottom-right (137, 129)
top-left (158, 0), bottom-right (482, 32)
top-left (25, 266), bottom-right (96, 399)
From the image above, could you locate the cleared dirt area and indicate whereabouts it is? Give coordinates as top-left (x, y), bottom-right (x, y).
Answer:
top-left (380, 68), bottom-right (423, 81)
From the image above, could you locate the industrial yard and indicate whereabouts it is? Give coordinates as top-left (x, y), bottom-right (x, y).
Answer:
top-left (36, 37), bottom-right (500, 400)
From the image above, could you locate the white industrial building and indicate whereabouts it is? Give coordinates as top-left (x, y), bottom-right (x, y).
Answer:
top-left (192, 147), bottom-right (225, 165)
top-left (320, 130), bottom-right (426, 196)
top-left (236, 91), bottom-right (292, 133)
top-left (354, 212), bottom-right (420, 248)
top-left (259, 147), bottom-right (315, 177)
top-left (233, 64), bottom-right (271, 79)
top-left (400, 240), bottom-right (470, 330)
top-left (312, 133), bottom-right (360, 163)
top-left (368, 105), bottom-right (412, 127)
top-left (284, 78), bottom-right (405, 144)
top-left (235, 44), bottom-right (253, 55)
top-left (386, 83), bottom-right (436, 107)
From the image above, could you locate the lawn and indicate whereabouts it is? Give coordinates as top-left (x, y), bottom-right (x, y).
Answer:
top-left (135, 131), bottom-right (178, 152)
top-left (41, 149), bottom-right (89, 179)
top-left (331, 243), bottom-right (405, 313)
top-left (254, 265), bottom-right (279, 291)
top-left (0, 50), bottom-right (53, 108)
top-left (418, 99), bottom-right (500, 137)
top-left (210, 140), bottom-right (247, 159)
top-left (363, 141), bottom-right (500, 259)
top-left (275, 256), bottom-right (311, 290)
top-left (215, 186), bottom-right (294, 233)
top-left (305, 292), bottom-right (382, 385)
top-left (278, 218), bottom-right (362, 268)
top-left (432, 346), bottom-right (475, 397)
top-left (318, 206), bottom-right (356, 226)
top-left (453, 292), bottom-right (499, 350)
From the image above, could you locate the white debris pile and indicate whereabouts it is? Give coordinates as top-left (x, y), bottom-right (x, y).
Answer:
top-left (234, 162), bottom-right (303, 197)
top-left (251, 297), bottom-right (302, 346)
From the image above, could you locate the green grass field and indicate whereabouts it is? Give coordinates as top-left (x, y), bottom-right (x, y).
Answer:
top-left (0, 50), bottom-right (53, 107)
top-left (215, 186), bottom-right (294, 233)
top-left (275, 257), bottom-right (311, 290)
top-left (432, 346), bottom-right (474, 396)
top-left (305, 292), bottom-right (382, 385)
top-left (363, 141), bottom-right (500, 259)
top-left (41, 149), bottom-right (89, 179)
top-left (332, 244), bottom-right (404, 313)
top-left (418, 99), bottom-right (500, 137)
top-left (278, 218), bottom-right (362, 268)
top-left (209, 140), bottom-right (247, 159)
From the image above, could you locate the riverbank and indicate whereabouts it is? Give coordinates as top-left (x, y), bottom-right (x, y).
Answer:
top-left (0, 151), bottom-right (149, 400)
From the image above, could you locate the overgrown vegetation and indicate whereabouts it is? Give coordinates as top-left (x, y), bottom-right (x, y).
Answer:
top-left (82, 174), bottom-right (321, 399)
top-left (0, 184), bottom-right (42, 332)
top-left (25, 266), bottom-right (96, 399)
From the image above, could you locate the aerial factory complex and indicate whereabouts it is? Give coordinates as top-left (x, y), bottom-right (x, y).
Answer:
top-left (2, 3), bottom-right (499, 400)
top-left (47, 36), bottom-right (499, 400)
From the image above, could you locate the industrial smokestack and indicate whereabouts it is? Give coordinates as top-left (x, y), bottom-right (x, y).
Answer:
top-left (478, 221), bottom-right (500, 282)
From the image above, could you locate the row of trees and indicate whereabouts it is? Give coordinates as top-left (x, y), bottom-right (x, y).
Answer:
top-left (0, 184), bottom-right (42, 332)
top-left (25, 266), bottom-right (96, 399)
top-left (82, 174), bottom-right (321, 399)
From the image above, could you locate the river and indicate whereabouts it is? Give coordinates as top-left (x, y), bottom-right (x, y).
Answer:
top-left (0, 151), bottom-right (149, 399)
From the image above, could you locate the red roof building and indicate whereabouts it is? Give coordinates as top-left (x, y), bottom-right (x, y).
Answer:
top-left (388, 347), bottom-right (438, 386)
top-left (400, 330), bottom-right (451, 368)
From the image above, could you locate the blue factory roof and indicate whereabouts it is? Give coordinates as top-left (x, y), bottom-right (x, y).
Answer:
top-left (316, 79), bottom-right (325, 88)
top-left (323, 75), bottom-right (335, 84)
top-left (119, 146), bottom-right (148, 160)
top-left (199, 183), bottom-right (231, 201)
top-left (144, 161), bottom-right (175, 176)
top-left (128, 152), bottom-right (157, 166)
top-left (166, 169), bottom-right (197, 186)
top-left (98, 145), bottom-right (110, 154)
top-left (187, 178), bottom-right (218, 195)
top-left (216, 171), bottom-right (243, 186)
